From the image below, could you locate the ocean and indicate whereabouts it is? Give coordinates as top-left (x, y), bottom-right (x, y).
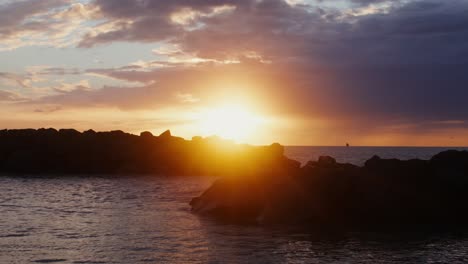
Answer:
top-left (285, 146), bottom-right (468, 165)
top-left (1, 147), bottom-right (468, 263)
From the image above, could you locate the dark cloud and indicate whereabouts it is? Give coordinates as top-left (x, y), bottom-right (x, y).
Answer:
top-left (79, 0), bottom-right (251, 47)
top-left (349, 0), bottom-right (391, 5)
top-left (314, 0), bottom-right (396, 7)
top-left (0, 0), bottom-right (68, 37)
top-left (83, 0), bottom-right (468, 64)
top-left (308, 0), bottom-right (468, 123)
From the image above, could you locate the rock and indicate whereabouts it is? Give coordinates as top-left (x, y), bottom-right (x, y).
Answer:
top-left (304, 160), bottom-right (318, 168)
top-left (364, 155), bottom-right (429, 180)
top-left (140, 131), bottom-right (153, 138)
top-left (59, 129), bottom-right (80, 136)
top-left (37, 128), bottom-right (58, 136)
top-left (430, 150), bottom-right (468, 179)
top-left (364, 155), bottom-right (381, 168)
top-left (430, 150), bottom-right (468, 170)
top-left (364, 155), bottom-right (402, 172)
top-left (159, 129), bottom-right (172, 138)
top-left (284, 157), bottom-right (301, 170)
top-left (191, 150), bottom-right (468, 229)
top-left (84, 129), bottom-right (96, 135)
top-left (110, 130), bottom-right (126, 136)
top-left (270, 143), bottom-right (284, 156)
top-left (0, 128), bottom-right (293, 177)
top-left (192, 136), bottom-right (203, 142)
top-left (317, 156), bottom-right (336, 167)
top-left (189, 178), bottom-right (266, 223)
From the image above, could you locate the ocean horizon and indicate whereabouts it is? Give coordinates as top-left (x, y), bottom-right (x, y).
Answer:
top-left (285, 146), bottom-right (468, 165)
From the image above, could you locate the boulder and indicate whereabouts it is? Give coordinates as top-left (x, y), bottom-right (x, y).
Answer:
top-left (159, 130), bottom-right (172, 138)
top-left (190, 177), bottom-right (266, 223)
top-left (270, 143), bottom-right (284, 156)
top-left (84, 129), bottom-right (96, 135)
top-left (37, 128), bottom-right (58, 136)
top-left (0, 128), bottom-right (292, 176)
top-left (317, 156), bottom-right (337, 167)
top-left (140, 131), bottom-right (154, 138)
top-left (430, 150), bottom-right (468, 171)
top-left (191, 136), bottom-right (203, 142)
top-left (192, 150), bottom-right (468, 229)
top-left (59, 128), bottom-right (80, 136)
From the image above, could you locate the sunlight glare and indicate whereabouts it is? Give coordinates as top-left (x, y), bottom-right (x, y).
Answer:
top-left (198, 104), bottom-right (264, 142)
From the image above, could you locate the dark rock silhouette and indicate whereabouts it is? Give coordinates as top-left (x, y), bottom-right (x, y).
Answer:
top-left (159, 129), bottom-right (172, 138)
top-left (2, 128), bottom-right (468, 229)
top-left (0, 128), bottom-right (286, 176)
top-left (191, 149), bottom-right (468, 229)
top-left (140, 131), bottom-right (153, 138)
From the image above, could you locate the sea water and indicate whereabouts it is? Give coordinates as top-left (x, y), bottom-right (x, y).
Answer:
top-left (1, 147), bottom-right (468, 263)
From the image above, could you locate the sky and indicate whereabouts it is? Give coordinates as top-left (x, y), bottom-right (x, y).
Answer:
top-left (0, 0), bottom-right (468, 146)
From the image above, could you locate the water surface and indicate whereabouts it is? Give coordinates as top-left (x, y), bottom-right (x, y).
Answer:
top-left (1, 147), bottom-right (468, 263)
top-left (285, 146), bottom-right (468, 165)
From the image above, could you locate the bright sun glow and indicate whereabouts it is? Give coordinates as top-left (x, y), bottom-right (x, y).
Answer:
top-left (198, 104), bottom-right (264, 142)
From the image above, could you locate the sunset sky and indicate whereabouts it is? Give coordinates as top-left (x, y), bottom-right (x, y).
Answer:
top-left (1, 0), bottom-right (467, 146)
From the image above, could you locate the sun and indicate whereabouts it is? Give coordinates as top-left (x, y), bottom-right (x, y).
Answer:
top-left (198, 104), bottom-right (264, 142)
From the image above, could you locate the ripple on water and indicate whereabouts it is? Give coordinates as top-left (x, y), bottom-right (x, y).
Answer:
top-left (0, 170), bottom-right (468, 263)
top-left (71, 262), bottom-right (107, 264)
top-left (1, 233), bottom-right (30, 238)
top-left (32, 259), bottom-right (68, 263)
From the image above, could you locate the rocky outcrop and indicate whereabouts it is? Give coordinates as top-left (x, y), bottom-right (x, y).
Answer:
top-left (0, 128), bottom-right (287, 175)
top-left (3, 128), bottom-right (468, 229)
top-left (191, 151), bottom-right (468, 229)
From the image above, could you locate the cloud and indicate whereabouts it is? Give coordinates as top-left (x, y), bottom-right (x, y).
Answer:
top-left (77, 0), bottom-right (468, 65)
top-left (3, 0), bottom-right (468, 143)
top-left (0, 72), bottom-right (32, 88)
top-left (0, 89), bottom-right (27, 101)
top-left (0, 0), bottom-right (66, 31)
top-left (78, 0), bottom-right (255, 48)
top-left (0, 67), bottom-right (85, 92)
top-left (33, 105), bottom-right (62, 113)
top-left (0, 0), bottom-right (97, 50)
top-left (29, 83), bottom-right (184, 111)
top-left (349, 0), bottom-right (393, 5)
top-left (35, 67), bottom-right (82, 76)
top-left (73, 0), bottom-right (468, 120)
top-left (26, 60), bottom-right (287, 112)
